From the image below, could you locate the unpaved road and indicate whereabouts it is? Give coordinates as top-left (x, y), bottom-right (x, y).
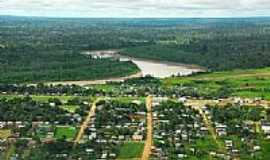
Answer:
top-left (74, 98), bottom-right (100, 145)
top-left (141, 96), bottom-right (153, 160)
top-left (191, 105), bottom-right (223, 149)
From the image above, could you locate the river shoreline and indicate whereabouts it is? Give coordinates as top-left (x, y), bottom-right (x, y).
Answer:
top-left (46, 71), bottom-right (143, 86)
top-left (47, 50), bottom-right (206, 85)
top-left (86, 50), bottom-right (205, 70)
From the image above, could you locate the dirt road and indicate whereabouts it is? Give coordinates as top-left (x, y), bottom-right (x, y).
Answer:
top-left (191, 105), bottom-right (223, 149)
top-left (74, 98), bottom-right (100, 145)
top-left (141, 96), bottom-right (153, 160)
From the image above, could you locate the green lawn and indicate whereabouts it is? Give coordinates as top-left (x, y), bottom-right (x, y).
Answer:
top-left (54, 126), bottom-right (77, 141)
top-left (0, 95), bottom-right (23, 100)
top-left (59, 105), bottom-right (79, 113)
top-left (112, 97), bottom-right (145, 103)
top-left (5, 144), bottom-right (15, 160)
top-left (117, 142), bottom-right (144, 159)
top-left (0, 95), bottom-right (77, 102)
top-left (0, 129), bottom-right (11, 139)
top-left (259, 139), bottom-right (270, 160)
top-left (186, 135), bottom-right (220, 160)
top-left (31, 95), bottom-right (78, 102)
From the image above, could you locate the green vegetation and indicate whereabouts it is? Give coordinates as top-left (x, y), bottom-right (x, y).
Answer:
top-left (117, 142), bottom-right (144, 159)
top-left (54, 126), bottom-right (77, 140)
top-left (1, 16), bottom-right (148, 83)
top-left (59, 105), bottom-right (79, 113)
top-left (5, 144), bottom-right (16, 160)
top-left (0, 129), bottom-right (11, 139)
top-left (31, 95), bottom-right (78, 102)
top-left (164, 67), bottom-right (270, 100)
top-left (2, 16), bottom-right (270, 159)
top-left (2, 17), bottom-right (270, 83)
top-left (260, 138), bottom-right (270, 160)
top-left (0, 50), bottom-right (139, 83)
top-left (187, 136), bottom-right (219, 160)
top-left (120, 20), bottom-right (270, 71)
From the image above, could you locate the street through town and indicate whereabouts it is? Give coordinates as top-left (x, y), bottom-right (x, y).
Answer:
top-left (74, 98), bottom-right (100, 146)
top-left (141, 96), bottom-right (153, 160)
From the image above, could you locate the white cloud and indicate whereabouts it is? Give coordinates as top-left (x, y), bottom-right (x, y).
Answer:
top-left (0, 0), bottom-right (269, 17)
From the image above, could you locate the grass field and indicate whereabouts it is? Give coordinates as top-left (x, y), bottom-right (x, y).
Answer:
top-left (117, 142), bottom-right (144, 159)
top-left (31, 95), bottom-right (80, 102)
top-left (186, 135), bottom-right (220, 160)
top-left (59, 105), bottom-right (79, 113)
top-left (163, 67), bottom-right (270, 100)
top-left (112, 97), bottom-right (145, 103)
top-left (54, 126), bottom-right (77, 141)
top-left (259, 138), bottom-right (270, 160)
top-left (0, 129), bottom-right (11, 139)
top-left (0, 95), bottom-right (93, 104)
top-left (5, 144), bottom-right (15, 160)
top-left (0, 95), bottom-right (23, 100)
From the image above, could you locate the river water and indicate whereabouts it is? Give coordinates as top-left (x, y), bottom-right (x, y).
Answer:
top-left (86, 50), bottom-right (204, 78)
top-left (131, 59), bottom-right (202, 78)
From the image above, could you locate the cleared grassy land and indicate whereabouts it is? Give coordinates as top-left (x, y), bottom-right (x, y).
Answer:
top-left (0, 95), bottom-right (79, 102)
top-left (59, 105), bottom-right (79, 113)
top-left (31, 95), bottom-right (81, 102)
top-left (187, 136), bottom-right (219, 160)
top-left (164, 68), bottom-right (270, 83)
top-left (0, 129), bottom-right (11, 139)
top-left (259, 138), bottom-right (270, 160)
top-left (0, 95), bottom-right (19, 100)
top-left (54, 126), bottom-right (77, 141)
top-left (5, 144), bottom-right (15, 160)
top-left (163, 67), bottom-right (270, 100)
top-left (0, 95), bottom-right (92, 103)
top-left (112, 97), bottom-right (145, 103)
top-left (117, 142), bottom-right (144, 159)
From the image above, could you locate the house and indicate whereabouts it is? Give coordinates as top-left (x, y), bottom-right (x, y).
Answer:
top-left (178, 97), bottom-right (187, 103)
top-left (132, 134), bottom-right (143, 141)
top-left (261, 123), bottom-right (270, 134)
top-left (86, 148), bottom-right (94, 153)
top-left (253, 146), bottom-right (261, 151)
top-left (177, 154), bottom-right (187, 159)
top-left (225, 140), bottom-right (233, 148)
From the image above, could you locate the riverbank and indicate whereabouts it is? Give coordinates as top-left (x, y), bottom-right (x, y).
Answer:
top-left (47, 71), bottom-right (143, 86)
top-left (85, 50), bottom-right (206, 78)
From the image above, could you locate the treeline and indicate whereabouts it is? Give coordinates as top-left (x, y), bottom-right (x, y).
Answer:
top-left (0, 17), bottom-right (146, 83)
top-left (0, 49), bottom-right (139, 83)
top-left (118, 19), bottom-right (270, 71)
top-left (2, 16), bottom-right (270, 83)
top-left (0, 97), bottom-right (68, 122)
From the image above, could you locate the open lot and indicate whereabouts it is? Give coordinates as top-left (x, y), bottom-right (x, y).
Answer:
top-left (117, 142), bottom-right (145, 159)
top-left (54, 126), bottom-right (77, 141)
top-left (0, 129), bottom-right (11, 139)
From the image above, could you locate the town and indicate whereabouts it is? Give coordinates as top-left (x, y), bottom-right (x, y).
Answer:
top-left (0, 79), bottom-right (270, 160)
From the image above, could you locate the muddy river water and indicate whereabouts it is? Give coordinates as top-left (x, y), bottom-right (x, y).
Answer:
top-left (87, 50), bottom-right (204, 78)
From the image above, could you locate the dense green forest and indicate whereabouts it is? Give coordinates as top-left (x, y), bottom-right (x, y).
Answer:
top-left (119, 18), bottom-right (270, 71)
top-left (1, 16), bottom-right (270, 83)
top-left (0, 50), bottom-right (138, 83)
top-left (0, 16), bottom-right (144, 83)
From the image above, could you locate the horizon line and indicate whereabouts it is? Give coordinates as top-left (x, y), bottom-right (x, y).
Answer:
top-left (1, 14), bottom-right (270, 19)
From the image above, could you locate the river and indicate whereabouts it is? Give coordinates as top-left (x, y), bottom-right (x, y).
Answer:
top-left (87, 50), bottom-right (204, 78)
top-left (48, 50), bottom-right (204, 86)
top-left (131, 59), bottom-right (203, 78)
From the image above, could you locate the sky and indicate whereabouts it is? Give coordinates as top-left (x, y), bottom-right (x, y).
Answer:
top-left (0, 0), bottom-right (270, 18)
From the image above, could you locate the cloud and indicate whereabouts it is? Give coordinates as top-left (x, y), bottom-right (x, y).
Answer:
top-left (0, 0), bottom-right (269, 17)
